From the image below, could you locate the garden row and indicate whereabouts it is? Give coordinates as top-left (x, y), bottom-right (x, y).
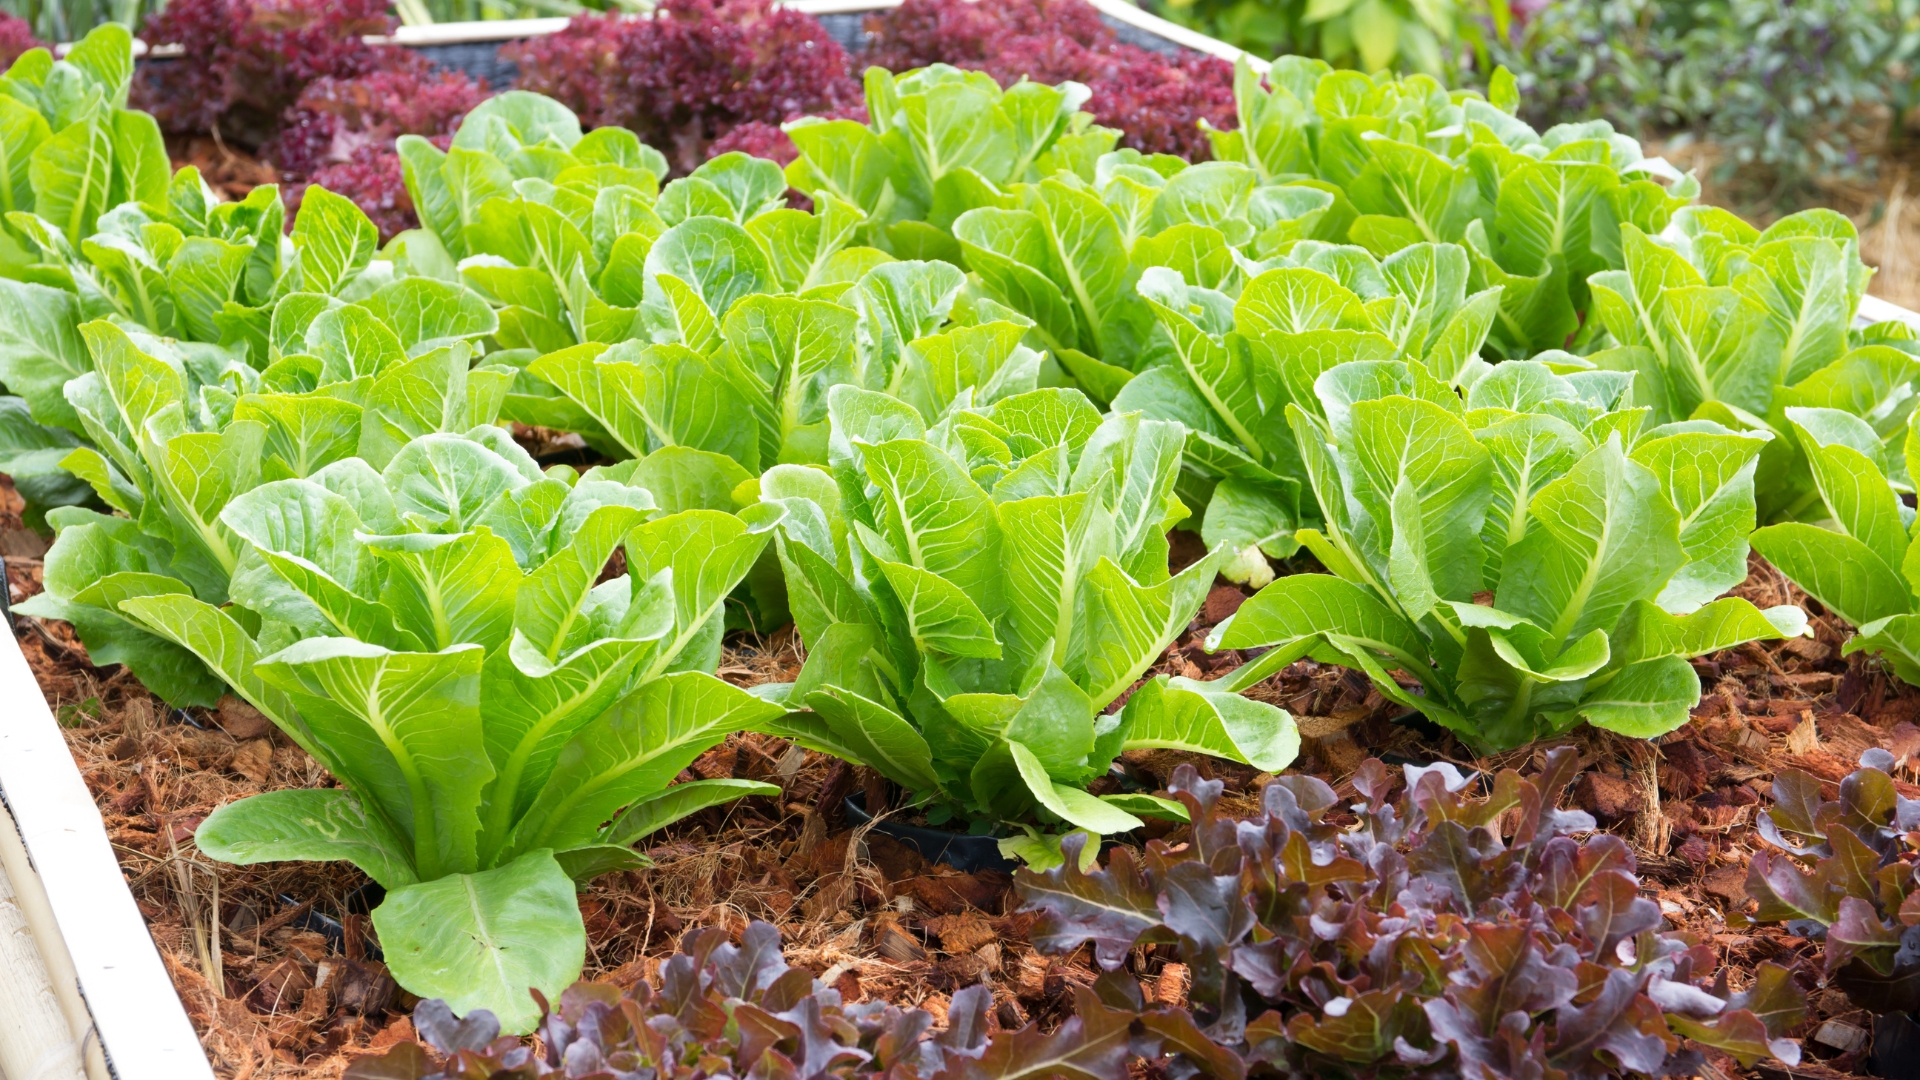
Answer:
top-left (2, 15), bottom-right (1918, 1078)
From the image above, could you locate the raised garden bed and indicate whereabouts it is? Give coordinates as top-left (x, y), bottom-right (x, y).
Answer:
top-left (7, 4), bottom-right (1920, 1078)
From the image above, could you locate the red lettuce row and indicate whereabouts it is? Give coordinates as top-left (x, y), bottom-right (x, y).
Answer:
top-left (1017, 752), bottom-right (1805, 1078)
top-left (134, 0), bottom-right (394, 145)
top-left (863, 0), bottom-right (1234, 162)
top-left (507, 0), bottom-right (865, 177)
top-left (342, 919), bottom-right (1157, 1080)
top-left (0, 13), bottom-right (44, 68)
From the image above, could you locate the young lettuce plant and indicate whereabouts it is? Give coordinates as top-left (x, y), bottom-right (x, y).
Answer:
top-left (1115, 249), bottom-right (1501, 585)
top-left (1587, 211), bottom-right (1905, 523)
top-left (531, 258), bottom-right (1043, 475)
top-left (950, 156), bottom-right (1340, 395)
top-left (785, 64), bottom-right (1111, 260)
top-left (1019, 754), bottom-right (1805, 1077)
top-left (1750, 408), bottom-right (1920, 684)
top-left (93, 427), bottom-right (783, 1033)
top-left (399, 90), bottom-right (669, 267)
top-left (0, 25), bottom-right (169, 268)
top-left (757, 385), bottom-right (1297, 865)
top-left (15, 267), bottom-right (507, 705)
top-left (1208, 56), bottom-right (1697, 356)
top-left (1204, 355), bottom-right (1806, 752)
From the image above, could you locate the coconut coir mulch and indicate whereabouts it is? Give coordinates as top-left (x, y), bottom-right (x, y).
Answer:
top-left (5, 473), bottom-right (1919, 1080)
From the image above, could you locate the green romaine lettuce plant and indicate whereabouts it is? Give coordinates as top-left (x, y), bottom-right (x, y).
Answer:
top-left (0, 25), bottom-right (168, 268)
top-left (786, 65), bottom-right (1114, 260)
top-left (1205, 354), bottom-right (1806, 751)
top-left (1115, 245), bottom-right (1501, 584)
top-left (1205, 56), bottom-right (1697, 355)
top-left (530, 259), bottom-right (1050, 478)
top-left (1586, 208), bottom-right (1910, 523)
top-left (89, 426), bottom-right (783, 1033)
top-left (755, 384), bottom-right (1297, 864)
top-left (15, 273), bottom-right (508, 705)
top-left (399, 90), bottom-right (669, 267)
top-left (1750, 407), bottom-right (1920, 684)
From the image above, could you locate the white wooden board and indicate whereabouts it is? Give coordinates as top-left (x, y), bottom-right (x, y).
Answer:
top-left (0, 630), bottom-right (212, 1080)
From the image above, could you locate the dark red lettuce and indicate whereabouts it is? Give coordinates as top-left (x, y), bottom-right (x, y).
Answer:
top-left (1018, 752), bottom-right (1805, 1078)
top-left (342, 919), bottom-right (1149, 1080)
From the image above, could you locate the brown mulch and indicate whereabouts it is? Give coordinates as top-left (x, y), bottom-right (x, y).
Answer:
top-left (6, 466), bottom-right (1920, 1078)
top-left (167, 134), bottom-right (279, 203)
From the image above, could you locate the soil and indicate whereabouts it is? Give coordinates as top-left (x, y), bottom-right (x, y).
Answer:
top-left (6, 457), bottom-right (1920, 1079)
top-left (167, 134), bottom-right (280, 203)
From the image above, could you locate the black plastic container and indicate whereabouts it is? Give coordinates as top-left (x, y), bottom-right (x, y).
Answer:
top-left (843, 792), bottom-right (1017, 874)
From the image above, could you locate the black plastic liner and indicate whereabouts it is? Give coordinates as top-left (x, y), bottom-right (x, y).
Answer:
top-left (844, 791), bottom-right (1017, 874)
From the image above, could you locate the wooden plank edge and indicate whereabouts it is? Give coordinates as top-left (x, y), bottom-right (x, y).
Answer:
top-left (0, 797), bottom-right (99, 1080)
top-left (0, 629), bottom-right (213, 1079)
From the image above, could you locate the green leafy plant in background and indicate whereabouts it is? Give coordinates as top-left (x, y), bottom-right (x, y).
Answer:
top-left (0, 24), bottom-right (167, 266)
top-left (1205, 353), bottom-right (1807, 751)
top-left (0, 23), bottom-right (170, 515)
top-left (92, 426), bottom-right (782, 1033)
top-left (1205, 56), bottom-right (1698, 358)
top-left (532, 259), bottom-right (1034, 475)
top-left (756, 384), bottom-right (1297, 866)
top-left (786, 65), bottom-right (1113, 262)
top-left (13, 217), bottom-right (508, 705)
top-left (1750, 407), bottom-right (1920, 687)
top-left (1, 0), bottom-right (163, 43)
top-left (1150, 0), bottom-right (1511, 76)
top-left (1491, 0), bottom-right (1920, 203)
top-left (1584, 207), bottom-right (1908, 523)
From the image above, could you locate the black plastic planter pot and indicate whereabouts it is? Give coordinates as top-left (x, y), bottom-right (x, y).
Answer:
top-left (844, 792), bottom-right (1018, 873)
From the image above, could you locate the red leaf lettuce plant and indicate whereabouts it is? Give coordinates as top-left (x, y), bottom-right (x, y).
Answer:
top-left (1746, 750), bottom-right (1920, 1014)
top-left (508, 0), bottom-right (864, 177)
top-left (862, 0), bottom-right (1235, 162)
top-left (342, 919), bottom-right (1148, 1080)
top-left (135, 0), bottom-right (393, 147)
top-left (1019, 752), bottom-right (1806, 1078)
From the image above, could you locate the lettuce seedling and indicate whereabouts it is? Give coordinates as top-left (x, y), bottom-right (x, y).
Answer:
top-left (1751, 407), bottom-right (1920, 683)
top-left (1206, 355), bottom-right (1806, 751)
top-left (89, 427), bottom-right (782, 1032)
top-left (758, 385), bottom-right (1296, 864)
top-left (1020, 753), bottom-right (1805, 1077)
top-left (344, 919), bottom-right (1160, 1080)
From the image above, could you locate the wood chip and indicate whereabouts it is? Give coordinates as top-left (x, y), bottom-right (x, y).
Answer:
top-left (870, 913), bottom-right (927, 963)
top-left (1786, 712), bottom-right (1821, 755)
top-left (1153, 963), bottom-right (1190, 1009)
top-left (1812, 1020), bottom-right (1868, 1053)
top-left (216, 695), bottom-right (270, 740)
top-left (924, 912), bottom-right (997, 955)
top-left (230, 739), bottom-right (273, 783)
